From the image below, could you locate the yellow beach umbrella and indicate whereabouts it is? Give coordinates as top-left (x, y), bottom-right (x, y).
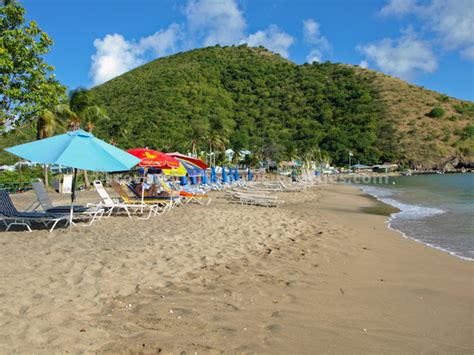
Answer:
top-left (162, 164), bottom-right (187, 176)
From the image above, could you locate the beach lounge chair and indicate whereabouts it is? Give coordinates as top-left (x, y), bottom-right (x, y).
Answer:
top-left (0, 190), bottom-right (69, 232)
top-left (90, 180), bottom-right (157, 219)
top-left (278, 179), bottom-right (306, 192)
top-left (125, 182), bottom-right (182, 209)
top-left (159, 180), bottom-right (211, 206)
top-left (28, 178), bottom-right (104, 225)
top-left (110, 182), bottom-right (172, 216)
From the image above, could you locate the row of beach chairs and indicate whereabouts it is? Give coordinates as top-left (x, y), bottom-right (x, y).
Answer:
top-left (0, 177), bottom-right (210, 232)
top-left (222, 177), bottom-right (318, 207)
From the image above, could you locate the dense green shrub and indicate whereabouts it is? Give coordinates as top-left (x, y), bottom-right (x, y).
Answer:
top-left (460, 125), bottom-right (474, 140)
top-left (453, 102), bottom-right (474, 116)
top-left (427, 107), bottom-right (445, 118)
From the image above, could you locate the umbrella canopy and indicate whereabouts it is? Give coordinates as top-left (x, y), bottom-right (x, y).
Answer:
top-left (162, 164), bottom-right (187, 177)
top-left (228, 167), bottom-right (233, 183)
top-left (179, 176), bottom-right (188, 186)
top-left (5, 129), bottom-right (140, 172)
top-left (168, 152), bottom-right (208, 170)
top-left (5, 129), bottom-right (140, 229)
top-left (176, 159), bottom-right (204, 177)
top-left (127, 148), bottom-right (180, 169)
top-left (221, 167), bottom-right (227, 183)
top-left (162, 159), bottom-right (203, 177)
top-left (210, 166), bottom-right (217, 183)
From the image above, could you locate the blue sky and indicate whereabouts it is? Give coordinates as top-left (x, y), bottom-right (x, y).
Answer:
top-left (21, 0), bottom-right (474, 101)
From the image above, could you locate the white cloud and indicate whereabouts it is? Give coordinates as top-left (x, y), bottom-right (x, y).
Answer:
top-left (461, 46), bottom-right (474, 60)
top-left (379, 0), bottom-right (419, 16)
top-left (90, 25), bottom-right (180, 85)
top-left (90, 34), bottom-right (144, 86)
top-left (138, 23), bottom-right (181, 57)
top-left (303, 19), bottom-right (331, 63)
top-left (90, 0), bottom-right (300, 85)
top-left (306, 48), bottom-right (323, 63)
top-left (185, 0), bottom-right (246, 46)
top-left (359, 60), bottom-right (369, 68)
top-left (423, 0), bottom-right (474, 53)
top-left (379, 0), bottom-right (474, 61)
top-left (358, 30), bottom-right (437, 79)
top-left (243, 25), bottom-right (295, 58)
top-left (303, 19), bottom-right (319, 43)
top-left (303, 19), bottom-right (325, 46)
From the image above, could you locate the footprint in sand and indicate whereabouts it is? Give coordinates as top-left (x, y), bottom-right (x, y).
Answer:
top-left (265, 323), bottom-right (283, 333)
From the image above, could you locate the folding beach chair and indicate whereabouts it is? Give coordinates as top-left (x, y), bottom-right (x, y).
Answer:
top-left (91, 180), bottom-right (160, 219)
top-left (0, 190), bottom-right (69, 232)
top-left (29, 178), bottom-right (104, 225)
top-left (109, 181), bottom-right (170, 218)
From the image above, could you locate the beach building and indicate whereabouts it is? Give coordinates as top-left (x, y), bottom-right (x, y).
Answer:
top-left (372, 164), bottom-right (398, 173)
top-left (352, 163), bottom-right (372, 172)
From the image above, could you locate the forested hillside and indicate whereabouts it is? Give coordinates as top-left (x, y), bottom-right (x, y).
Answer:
top-left (90, 45), bottom-right (395, 166)
top-left (2, 45), bottom-right (473, 169)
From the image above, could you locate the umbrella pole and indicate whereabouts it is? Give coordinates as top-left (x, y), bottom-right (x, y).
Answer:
top-left (141, 168), bottom-right (147, 213)
top-left (70, 168), bottom-right (77, 232)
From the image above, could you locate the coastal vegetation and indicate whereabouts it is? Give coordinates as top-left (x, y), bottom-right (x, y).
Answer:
top-left (1, 0), bottom-right (473, 170)
top-left (89, 45), bottom-right (473, 169)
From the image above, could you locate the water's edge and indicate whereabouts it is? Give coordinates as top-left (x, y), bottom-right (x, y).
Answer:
top-left (354, 184), bottom-right (473, 262)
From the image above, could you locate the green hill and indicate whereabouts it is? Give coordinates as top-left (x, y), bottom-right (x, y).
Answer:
top-left (2, 45), bottom-right (473, 169)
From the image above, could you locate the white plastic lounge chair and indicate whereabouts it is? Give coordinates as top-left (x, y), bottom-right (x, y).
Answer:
top-left (91, 180), bottom-right (164, 219)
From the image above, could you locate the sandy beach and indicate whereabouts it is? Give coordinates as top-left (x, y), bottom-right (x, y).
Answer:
top-left (0, 183), bottom-right (472, 354)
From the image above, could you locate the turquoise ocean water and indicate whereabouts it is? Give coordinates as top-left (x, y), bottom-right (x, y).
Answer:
top-left (357, 174), bottom-right (474, 261)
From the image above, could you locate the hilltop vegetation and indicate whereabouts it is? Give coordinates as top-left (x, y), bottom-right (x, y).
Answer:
top-left (89, 45), bottom-right (395, 166)
top-left (352, 66), bottom-right (474, 168)
top-left (2, 45), bottom-right (473, 169)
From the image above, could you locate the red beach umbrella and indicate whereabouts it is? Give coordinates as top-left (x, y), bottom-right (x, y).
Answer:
top-left (168, 152), bottom-right (209, 169)
top-left (127, 148), bottom-right (181, 169)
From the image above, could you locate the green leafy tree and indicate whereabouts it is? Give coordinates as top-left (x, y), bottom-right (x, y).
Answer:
top-left (0, 0), bottom-right (65, 126)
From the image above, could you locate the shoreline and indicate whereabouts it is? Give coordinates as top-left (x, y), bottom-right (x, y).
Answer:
top-left (352, 180), bottom-right (473, 262)
top-left (352, 182), bottom-right (474, 261)
top-left (0, 183), bottom-right (472, 353)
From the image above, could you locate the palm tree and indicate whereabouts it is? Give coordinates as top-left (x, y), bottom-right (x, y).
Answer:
top-left (36, 110), bottom-right (62, 140)
top-left (67, 115), bottom-right (82, 131)
top-left (206, 116), bottom-right (231, 166)
top-left (68, 88), bottom-right (109, 188)
top-left (36, 108), bottom-right (66, 186)
top-left (206, 131), bottom-right (227, 166)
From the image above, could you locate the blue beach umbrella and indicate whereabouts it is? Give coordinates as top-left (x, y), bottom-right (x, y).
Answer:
top-left (222, 167), bottom-right (227, 184)
top-left (210, 166), bottom-right (216, 183)
top-left (179, 176), bottom-right (188, 186)
top-left (5, 129), bottom-right (139, 172)
top-left (234, 167), bottom-right (239, 181)
top-left (228, 167), bottom-right (233, 184)
top-left (201, 171), bottom-right (208, 184)
top-left (247, 168), bottom-right (253, 181)
top-left (5, 129), bottom-right (140, 227)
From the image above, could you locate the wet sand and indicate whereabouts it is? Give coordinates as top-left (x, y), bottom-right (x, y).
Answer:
top-left (0, 183), bottom-right (472, 353)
